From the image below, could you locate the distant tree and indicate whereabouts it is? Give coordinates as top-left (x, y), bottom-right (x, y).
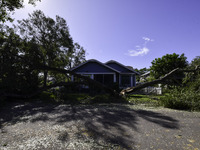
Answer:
top-left (150, 53), bottom-right (188, 79)
top-left (190, 56), bottom-right (200, 69)
top-left (183, 56), bottom-right (200, 84)
top-left (134, 67), bottom-right (150, 82)
top-left (0, 0), bottom-right (40, 22)
top-left (135, 67), bottom-right (149, 75)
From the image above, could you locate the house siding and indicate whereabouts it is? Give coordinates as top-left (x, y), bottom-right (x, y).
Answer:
top-left (73, 62), bottom-right (115, 73)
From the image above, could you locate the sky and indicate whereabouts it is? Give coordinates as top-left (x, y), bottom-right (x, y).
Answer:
top-left (8, 0), bottom-right (200, 69)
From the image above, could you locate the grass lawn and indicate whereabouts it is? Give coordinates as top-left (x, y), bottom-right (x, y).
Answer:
top-left (127, 94), bottom-right (164, 107)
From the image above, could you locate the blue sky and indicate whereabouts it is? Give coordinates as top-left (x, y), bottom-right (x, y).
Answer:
top-left (9, 0), bottom-right (200, 69)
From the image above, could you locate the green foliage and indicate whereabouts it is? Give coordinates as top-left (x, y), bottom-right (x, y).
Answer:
top-left (0, 11), bottom-right (86, 98)
top-left (150, 53), bottom-right (188, 79)
top-left (0, 25), bottom-right (39, 94)
top-left (17, 10), bottom-right (74, 68)
top-left (161, 75), bottom-right (200, 111)
top-left (0, 0), bottom-right (40, 23)
top-left (134, 67), bottom-right (150, 82)
top-left (55, 87), bottom-right (126, 104)
top-left (39, 91), bottom-right (57, 102)
top-left (17, 10), bottom-right (86, 86)
top-left (183, 56), bottom-right (200, 84)
top-left (90, 94), bottom-right (111, 103)
top-left (190, 56), bottom-right (200, 69)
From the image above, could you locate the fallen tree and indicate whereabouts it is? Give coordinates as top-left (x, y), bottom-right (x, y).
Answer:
top-left (1, 56), bottom-right (199, 100)
top-left (120, 66), bottom-right (200, 96)
top-left (1, 64), bottom-right (118, 99)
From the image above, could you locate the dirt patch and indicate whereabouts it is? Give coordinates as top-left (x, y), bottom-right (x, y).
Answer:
top-left (0, 102), bottom-right (200, 149)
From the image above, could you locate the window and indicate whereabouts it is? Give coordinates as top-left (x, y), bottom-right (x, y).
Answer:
top-left (94, 74), bottom-right (114, 85)
top-left (121, 75), bottom-right (131, 87)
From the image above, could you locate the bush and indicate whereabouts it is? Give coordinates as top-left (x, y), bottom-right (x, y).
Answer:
top-left (90, 94), bottom-right (127, 104)
top-left (39, 91), bottom-right (57, 102)
top-left (161, 81), bottom-right (200, 111)
top-left (60, 93), bottom-right (89, 104)
top-left (91, 94), bottom-right (110, 103)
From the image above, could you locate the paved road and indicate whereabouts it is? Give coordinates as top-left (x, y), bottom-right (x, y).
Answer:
top-left (0, 102), bottom-right (200, 150)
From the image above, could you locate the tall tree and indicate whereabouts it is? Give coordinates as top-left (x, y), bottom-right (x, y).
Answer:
top-left (17, 10), bottom-right (85, 87)
top-left (150, 53), bottom-right (188, 79)
top-left (183, 56), bottom-right (200, 84)
top-left (18, 10), bottom-right (73, 87)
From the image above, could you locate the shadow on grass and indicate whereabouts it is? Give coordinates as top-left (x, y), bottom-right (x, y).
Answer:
top-left (0, 101), bottom-right (179, 149)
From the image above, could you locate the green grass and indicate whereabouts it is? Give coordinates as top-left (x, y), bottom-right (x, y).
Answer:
top-left (127, 94), bottom-right (163, 107)
top-left (39, 91), bottom-right (162, 105)
top-left (63, 93), bottom-right (126, 104)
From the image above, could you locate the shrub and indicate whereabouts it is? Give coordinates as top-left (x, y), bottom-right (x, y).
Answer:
top-left (39, 91), bottom-right (57, 102)
top-left (60, 93), bottom-right (89, 104)
top-left (90, 94), bottom-right (127, 104)
top-left (161, 80), bottom-right (200, 111)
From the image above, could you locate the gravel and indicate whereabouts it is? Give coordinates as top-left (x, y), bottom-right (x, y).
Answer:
top-left (0, 102), bottom-right (200, 150)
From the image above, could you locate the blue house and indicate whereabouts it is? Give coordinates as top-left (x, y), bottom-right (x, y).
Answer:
top-left (70, 59), bottom-right (139, 88)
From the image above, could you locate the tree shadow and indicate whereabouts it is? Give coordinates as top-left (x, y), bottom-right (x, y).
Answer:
top-left (0, 102), bottom-right (179, 149)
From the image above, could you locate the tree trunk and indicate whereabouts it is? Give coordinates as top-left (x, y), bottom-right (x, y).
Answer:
top-left (120, 66), bottom-right (200, 96)
top-left (43, 70), bottom-right (47, 87)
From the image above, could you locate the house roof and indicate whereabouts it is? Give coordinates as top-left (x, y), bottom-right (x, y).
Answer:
top-left (70, 59), bottom-right (120, 73)
top-left (105, 60), bottom-right (140, 75)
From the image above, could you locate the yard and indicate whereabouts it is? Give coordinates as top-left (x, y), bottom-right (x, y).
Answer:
top-left (0, 101), bottom-right (200, 150)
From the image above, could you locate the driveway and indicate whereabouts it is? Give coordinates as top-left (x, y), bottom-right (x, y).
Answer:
top-left (0, 101), bottom-right (200, 150)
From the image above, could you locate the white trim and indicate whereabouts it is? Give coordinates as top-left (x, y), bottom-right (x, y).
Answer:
top-left (119, 74), bottom-right (121, 85)
top-left (105, 60), bottom-right (140, 75)
top-left (131, 75), bottom-right (133, 87)
top-left (114, 73), bottom-right (116, 82)
top-left (71, 75), bottom-right (74, 82)
top-left (120, 73), bottom-right (135, 75)
top-left (70, 59), bottom-right (120, 73)
top-left (134, 75), bottom-right (136, 86)
top-left (91, 74), bottom-right (94, 79)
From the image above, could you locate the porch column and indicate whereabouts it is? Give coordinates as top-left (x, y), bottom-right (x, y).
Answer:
top-left (113, 73), bottom-right (116, 83)
top-left (134, 75), bottom-right (136, 86)
top-left (131, 75), bottom-right (133, 87)
top-left (119, 74), bottom-right (121, 85)
top-left (91, 74), bottom-right (94, 80)
top-left (71, 75), bottom-right (74, 82)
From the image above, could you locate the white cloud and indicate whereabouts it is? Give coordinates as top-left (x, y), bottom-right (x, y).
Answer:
top-left (142, 37), bottom-right (154, 42)
top-left (128, 47), bottom-right (149, 56)
top-left (127, 37), bottom-right (154, 57)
